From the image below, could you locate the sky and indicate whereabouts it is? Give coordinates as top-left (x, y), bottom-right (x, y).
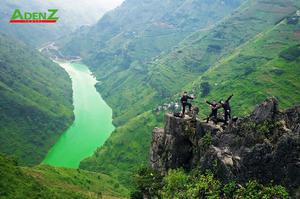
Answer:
top-left (50, 0), bottom-right (125, 11)
top-left (51, 0), bottom-right (125, 25)
top-left (86, 0), bottom-right (125, 10)
top-left (6, 0), bottom-right (125, 25)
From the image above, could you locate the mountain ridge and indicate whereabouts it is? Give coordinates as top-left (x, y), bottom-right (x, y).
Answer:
top-left (0, 33), bottom-right (74, 165)
top-left (77, 0), bottom-right (300, 190)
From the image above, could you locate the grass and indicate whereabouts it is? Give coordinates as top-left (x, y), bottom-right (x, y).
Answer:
top-left (188, 15), bottom-right (300, 118)
top-left (0, 33), bottom-right (74, 165)
top-left (0, 153), bottom-right (129, 199)
top-left (80, 111), bottom-right (164, 189)
top-left (77, 0), bottom-right (300, 193)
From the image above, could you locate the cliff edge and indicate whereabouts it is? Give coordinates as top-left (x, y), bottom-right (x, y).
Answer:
top-left (150, 97), bottom-right (300, 192)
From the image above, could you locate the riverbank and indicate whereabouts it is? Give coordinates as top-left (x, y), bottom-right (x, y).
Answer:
top-left (39, 42), bottom-right (82, 62)
top-left (43, 62), bottom-right (115, 168)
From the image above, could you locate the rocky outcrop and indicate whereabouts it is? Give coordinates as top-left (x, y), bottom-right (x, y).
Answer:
top-left (150, 97), bottom-right (300, 192)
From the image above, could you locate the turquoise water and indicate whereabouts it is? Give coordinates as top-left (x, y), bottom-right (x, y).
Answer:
top-left (43, 62), bottom-right (114, 168)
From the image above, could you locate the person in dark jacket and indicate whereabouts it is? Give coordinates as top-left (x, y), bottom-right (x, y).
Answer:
top-left (220, 94), bottom-right (233, 124)
top-left (181, 91), bottom-right (194, 117)
top-left (205, 100), bottom-right (220, 123)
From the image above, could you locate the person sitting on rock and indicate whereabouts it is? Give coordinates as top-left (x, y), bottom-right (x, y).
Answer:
top-left (181, 91), bottom-right (194, 117)
top-left (220, 94), bottom-right (233, 125)
top-left (205, 99), bottom-right (220, 123)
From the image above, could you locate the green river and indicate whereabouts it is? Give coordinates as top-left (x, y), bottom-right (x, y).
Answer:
top-left (43, 62), bottom-right (114, 168)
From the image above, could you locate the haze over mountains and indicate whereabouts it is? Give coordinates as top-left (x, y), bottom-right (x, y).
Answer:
top-left (0, 0), bottom-right (124, 46)
top-left (0, 0), bottom-right (124, 165)
top-left (60, 0), bottom-right (300, 189)
top-left (61, 0), bottom-right (245, 125)
top-left (0, 0), bottom-right (299, 198)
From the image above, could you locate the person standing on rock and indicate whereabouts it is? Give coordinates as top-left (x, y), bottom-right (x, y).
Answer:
top-left (205, 99), bottom-right (220, 123)
top-left (220, 94), bottom-right (233, 124)
top-left (181, 91), bottom-right (194, 117)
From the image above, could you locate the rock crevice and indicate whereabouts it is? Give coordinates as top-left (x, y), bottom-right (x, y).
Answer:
top-left (150, 97), bottom-right (300, 191)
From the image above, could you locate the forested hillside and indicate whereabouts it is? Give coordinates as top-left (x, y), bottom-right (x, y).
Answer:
top-left (189, 8), bottom-right (300, 116)
top-left (80, 111), bottom-right (164, 186)
top-left (0, 153), bottom-right (128, 199)
top-left (61, 0), bottom-right (245, 125)
top-left (0, 33), bottom-right (74, 165)
top-left (1, 0), bottom-right (299, 197)
top-left (77, 0), bottom-right (300, 189)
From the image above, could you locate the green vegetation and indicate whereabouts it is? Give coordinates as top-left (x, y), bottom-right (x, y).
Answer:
top-left (279, 44), bottom-right (300, 61)
top-left (0, 153), bottom-right (128, 199)
top-left (80, 111), bottom-right (164, 188)
top-left (0, 33), bottom-right (74, 165)
top-left (189, 11), bottom-right (300, 118)
top-left (132, 168), bottom-right (289, 199)
top-left (0, 153), bottom-right (54, 199)
top-left (4, 0), bottom-right (299, 197)
top-left (201, 132), bottom-right (213, 150)
top-left (61, 0), bottom-right (244, 126)
top-left (131, 167), bottom-right (163, 198)
top-left (23, 165), bottom-right (129, 198)
top-left (77, 0), bottom-right (300, 192)
top-left (92, 0), bottom-right (299, 125)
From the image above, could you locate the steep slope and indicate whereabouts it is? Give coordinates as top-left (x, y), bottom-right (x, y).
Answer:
top-left (62, 0), bottom-right (245, 125)
top-left (80, 111), bottom-right (164, 187)
top-left (0, 153), bottom-right (129, 199)
top-left (187, 8), bottom-right (300, 117)
top-left (0, 153), bottom-right (54, 199)
top-left (88, 0), bottom-right (298, 126)
top-left (79, 0), bottom-right (300, 190)
top-left (0, 33), bottom-right (73, 165)
top-left (141, 0), bottom-right (300, 114)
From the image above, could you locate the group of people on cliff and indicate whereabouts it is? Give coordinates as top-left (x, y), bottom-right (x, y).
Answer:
top-left (180, 91), bottom-right (233, 125)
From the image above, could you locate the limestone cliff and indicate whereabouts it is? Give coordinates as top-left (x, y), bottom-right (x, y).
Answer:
top-left (150, 97), bottom-right (300, 192)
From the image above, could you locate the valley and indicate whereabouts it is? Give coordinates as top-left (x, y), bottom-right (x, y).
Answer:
top-left (0, 0), bottom-right (299, 198)
top-left (43, 62), bottom-right (115, 168)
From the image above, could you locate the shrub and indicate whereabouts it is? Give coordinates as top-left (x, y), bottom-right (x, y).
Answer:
top-left (200, 82), bottom-right (211, 97)
top-left (160, 169), bottom-right (189, 199)
top-left (132, 168), bottom-right (290, 199)
top-left (132, 167), bottom-right (163, 198)
top-left (161, 170), bottom-right (221, 199)
top-left (202, 132), bottom-right (212, 150)
top-left (279, 45), bottom-right (300, 61)
top-left (234, 180), bottom-right (289, 199)
top-left (186, 172), bottom-right (221, 199)
top-left (223, 181), bottom-right (237, 198)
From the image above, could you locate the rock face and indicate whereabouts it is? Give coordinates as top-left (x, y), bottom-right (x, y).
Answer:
top-left (150, 97), bottom-right (300, 192)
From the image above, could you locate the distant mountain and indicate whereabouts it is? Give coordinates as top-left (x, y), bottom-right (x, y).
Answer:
top-left (78, 0), bottom-right (300, 189)
top-left (61, 0), bottom-right (245, 125)
top-left (0, 1), bottom-right (62, 46)
top-left (0, 33), bottom-right (73, 165)
top-left (0, 0), bottom-right (122, 46)
top-left (150, 0), bottom-right (300, 115)
top-left (188, 6), bottom-right (300, 116)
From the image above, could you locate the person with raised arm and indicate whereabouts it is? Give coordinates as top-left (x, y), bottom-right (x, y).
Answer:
top-left (220, 94), bottom-right (233, 124)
